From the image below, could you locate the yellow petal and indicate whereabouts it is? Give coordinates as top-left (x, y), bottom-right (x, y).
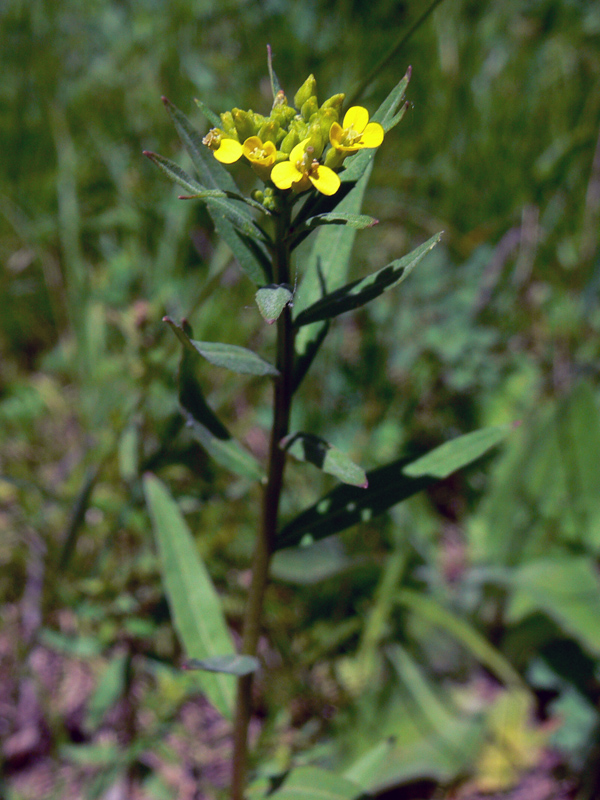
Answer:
top-left (271, 160), bottom-right (303, 190)
top-left (289, 138), bottom-right (311, 164)
top-left (342, 106), bottom-right (369, 134)
top-left (242, 136), bottom-right (263, 156)
top-left (329, 122), bottom-right (344, 148)
top-left (360, 122), bottom-right (384, 148)
top-left (309, 165), bottom-right (340, 196)
top-left (214, 139), bottom-right (243, 164)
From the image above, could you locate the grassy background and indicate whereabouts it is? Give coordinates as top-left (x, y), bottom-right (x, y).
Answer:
top-left (2, 1), bottom-right (600, 798)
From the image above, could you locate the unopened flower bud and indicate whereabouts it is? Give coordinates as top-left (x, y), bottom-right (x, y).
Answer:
top-left (294, 74), bottom-right (317, 109)
top-left (220, 111), bottom-right (237, 135)
top-left (258, 119), bottom-right (280, 145)
top-left (321, 93), bottom-right (345, 115)
top-left (317, 108), bottom-right (338, 140)
top-left (306, 121), bottom-right (325, 159)
top-left (301, 96), bottom-right (319, 122)
top-left (280, 129), bottom-right (300, 154)
top-left (272, 89), bottom-right (288, 108)
top-left (251, 189), bottom-right (265, 203)
top-left (232, 108), bottom-right (257, 141)
top-left (270, 103), bottom-right (296, 128)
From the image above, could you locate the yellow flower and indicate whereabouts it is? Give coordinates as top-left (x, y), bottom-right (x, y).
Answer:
top-left (271, 139), bottom-right (340, 196)
top-left (329, 106), bottom-right (384, 153)
top-left (242, 136), bottom-right (277, 167)
top-left (202, 128), bottom-right (243, 164)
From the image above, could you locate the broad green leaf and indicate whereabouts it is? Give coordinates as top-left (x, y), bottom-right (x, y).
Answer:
top-left (255, 284), bottom-right (294, 324)
top-left (300, 212), bottom-right (379, 232)
top-left (143, 474), bottom-right (235, 719)
top-left (294, 233), bottom-right (442, 327)
top-left (270, 766), bottom-right (363, 800)
top-left (193, 96), bottom-right (221, 128)
top-left (183, 655), bottom-right (259, 676)
top-left (166, 316), bottom-right (278, 377)
top-left (277, 428), bottom-right (508, 549)
top-left (507, 556), bottom-right (600, 657)
top-left (172, 319), bottom-right (265, 481)
top-left (281, 432), bottom-right (368, 488)
top-left (396, 590), bottom-right (524, 688)
top-left (343, 738), bottom-right (396, 790)
top-left (403, 424), bottom-right (512, 478)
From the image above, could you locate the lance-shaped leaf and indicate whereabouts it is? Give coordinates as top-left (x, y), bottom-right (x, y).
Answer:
top-left (143, 150), bottom-right (204, 195)
top-left (182, 655), bottom-right (259, 676)
top-left (267, 44), bottom-right (282, 98)
top-left (162, 97), bottom-right (271, 284)
top-left (294, 232), bottom-right (441, 328)
top-left (270, 767), bottom-right (363, 800)
top-left (174, 319), bottom-right (264, 482)
top-left (143, 474), bottom-right (235, 719)
top-left (298, 212), bottom-right (379, 234)
top-left (281, 432), bottom-right (368, 488)
top-left (255, 284), bottom-right (294, 324)
top-left (166, 316), bottom-right (278, 377)
top-left (276, 426), bottom-right (511, 550)
top-left (194, 97), bottom-right (221, 128)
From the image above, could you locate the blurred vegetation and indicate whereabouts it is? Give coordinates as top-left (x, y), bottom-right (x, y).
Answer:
top-left (2, 0), bottom-right (600, 798)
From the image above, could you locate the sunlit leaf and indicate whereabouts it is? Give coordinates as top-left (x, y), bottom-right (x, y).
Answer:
top-left (143, 474), bottom-right (236, 719)
top-left (277, 427), bottom-right (509, 549)
top-left (255, 284), bottom-right (294, 324)
top-left (270, 766), bottom-right (363, 800)
top-left (281, 432), bottom-right (368, 487)
top-left (294, 233), bottom-right (442, 327)
top-left (300, 212), bottom-right (379, 232)
top-left (403, 424), bottom-right (512, 478)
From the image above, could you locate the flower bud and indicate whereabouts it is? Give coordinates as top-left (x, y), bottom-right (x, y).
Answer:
top-left (220, 111), bottom-right (237, 135)
top-left (306, 121), bottom-right (325, 159)
top-left (258, 119), bottom-right (280, 145)
top-left (251, 189), bottom-right (265, 203)
top-left (321, 93), bottom-right (345, 115)
top-left (294, 74), bottom-right (317, 110)
top-left (270, 103), bottom-right (296, 128)
top-left (289, 117), bottom-right (308, 140)
top-left (317, 108), bottom-right (338, 140)
top-left (280, 129), bottom-right (300, 154)
top-left (301, 96), bottom-right (319, 122)
top-left (272, 89), bottom-right (288, 108)
top-left (232, 108), bottom-right (257, 141)
top-left (324, 147), bottom-right (346, 170)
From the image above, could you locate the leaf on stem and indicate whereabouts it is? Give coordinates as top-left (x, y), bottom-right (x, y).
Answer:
top-left (143, 474), bottom-right (236, 719)
top-left (281, 432), bottom-right (368, 488)
top-left (182, 655), bottom-right (260, 676)
top-left (193, 97), bottom-right (222, 128)
top-left (294, 232), bottom-right (441, 327)
top-left (269, 766), bottom-right (363, 800)
top-left (255, 284), bottom-right (294, 324)
top-left (300, 212), bottom-right (379, 232)
top-left (276, 426), bottom-right (511, 549)
top-left (267, 44), bottom-right (282, 98)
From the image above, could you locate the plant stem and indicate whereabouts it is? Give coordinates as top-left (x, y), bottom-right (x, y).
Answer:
top-left (231, 199), bottom-right (294, 800)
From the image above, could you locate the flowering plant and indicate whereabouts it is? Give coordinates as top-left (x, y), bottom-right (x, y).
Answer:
top-left (142, 49), bottom-right (509, 800)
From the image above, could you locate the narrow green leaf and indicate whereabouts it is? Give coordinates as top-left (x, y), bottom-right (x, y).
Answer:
top-left (162, 97), bottom-right (270, 284)
top-left (184, 411), bottom-right (265, 482)
top-left (194, 96), bottom-right (222, 128)
top-left (85, 655), bottom-right (127, 731)
top-left (294, 232), bottom-right (441, 327)
top-left (255, 284), bottom-right (294, 324)
top-left (277, 427), bottom-right (508, 549)
top-left (267, 44), bottom-right (282, 98)
top-left (396, 590), bottom-right (524, 689)
top-left (301, 212), bottom-right (379, 231)
top-left (143, 150), bottom-right (204, 195)
top-left (271, 537), bottom-right (352, 585)
top-left (165, 317), bottom-right (278, 377)
top-left (270, 766), bottom-right (363, 800)
top-left (343, 739), bottom-right (397, 790)
top-left (183, 655), bottom-right (259, 676)
top-left (172, 319), bottom-right (265, 481)
top-left (403, 424), bottom-right (512, 478)
top-left (143, 474), bottom-right (236, 719)
top-left (281, 432), bottom-right (368, 488)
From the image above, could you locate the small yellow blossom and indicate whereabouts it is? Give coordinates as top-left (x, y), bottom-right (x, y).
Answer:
top-left (242, 137), bottom-right (277, 167)
top-left (271, 139), bottom-right (340, 196)
top-left (202, 128), bottom-right (243, 164)
top-left (329, 106), bottom-right (384, 153)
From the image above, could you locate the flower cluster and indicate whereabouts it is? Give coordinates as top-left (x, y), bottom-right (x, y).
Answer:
top-left (202, 74), bottom-right (384, 198)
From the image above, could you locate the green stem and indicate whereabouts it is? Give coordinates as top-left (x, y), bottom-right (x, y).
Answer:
top-left (231, 199), bottom-right (294, 800)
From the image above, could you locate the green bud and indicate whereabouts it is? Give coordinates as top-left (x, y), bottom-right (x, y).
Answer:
top-left (270, 103), bottom-right (296, 128)
top-left (272, 89), bottom-right (288, 108)
top-left (317, 108), bottom-right (338, 140)
top-left (251, 189), bottom-right (265, 203)
top-left (306, 121), bottom-right (325, 159)
top-left (220, 111), bottom-right (237, 135)
top-left (274, 150), bottom-right (289, 164)
top-left (257, 119), bottom-right (280, 145)
top-left (280, 129), bottom-right (300, 154)
top-left (294, 74), bottom-right (317, 109)
top-left (324, 146), bottom-right (346, 170)
top-left (301, 96), bottom-right (319, 122)
top-left (251, 112), bottom-right (267, 130)
top-left (232, 108), bottom-right (257, 141)
top-left (290, 117), bottom-right (308, 140)
top-left (321, 93), bottom-right (345, 115)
